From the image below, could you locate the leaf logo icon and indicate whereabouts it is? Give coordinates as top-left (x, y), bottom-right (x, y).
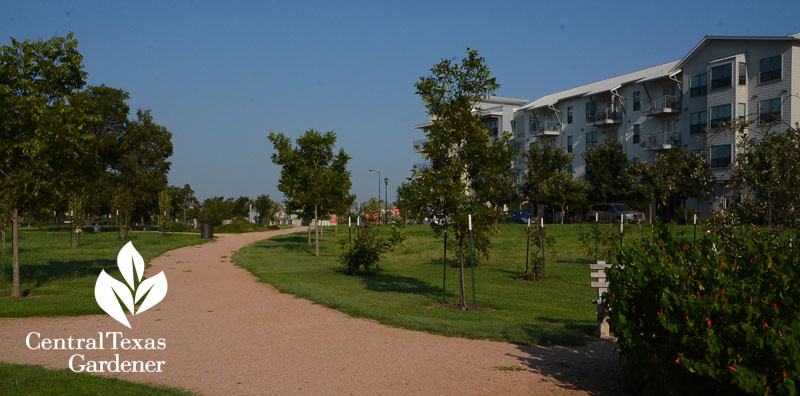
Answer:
top-left (94, 241), bottom-right (168, 328)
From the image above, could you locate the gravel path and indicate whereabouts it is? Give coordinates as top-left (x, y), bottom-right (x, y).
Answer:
top-left (0, 228), bottom-right (624, 395)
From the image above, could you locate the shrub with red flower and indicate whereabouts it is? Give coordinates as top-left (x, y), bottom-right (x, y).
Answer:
top-left (604, 218), bottom-right (798, 395)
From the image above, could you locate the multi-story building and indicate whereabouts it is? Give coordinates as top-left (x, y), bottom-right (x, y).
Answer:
top-left (412, 33), bottom-right (800, 217)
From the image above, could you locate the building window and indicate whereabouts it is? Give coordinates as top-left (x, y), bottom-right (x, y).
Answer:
top-left (586, 131), bottom-right (597, 148)
top-left (738, 62), bottom-right (747, 85)
top-left (567, 135), bottom-right (573, 153)
top-left (484, 118), bottom-right (498, 137)
top-left (690, 73), bottom-right (707, 96)
top-left (710, 144), bottom-right (731, 168)
top-left (690, 111), bottom-right (707, 134)
top-left (633, 91), bottom-right (640, 111)
top-left (710, 104), bottom-right (731, 128)
top-left (585, 102), bottom-right (596, 121)
top-left (567, 106), bottom-right (573, 124)
top-left (738, 103), bottom-right (746, 122)
top-left (759, 55), bottom-right (782, 83)
top-left (633, 124), bottom-right (640, 143)
top-left (528, 115), bottom-right (538, 132)
top-left (710, 64), bottom-right (732, 90)
top-left (759, 98), bottom-right (781, 123)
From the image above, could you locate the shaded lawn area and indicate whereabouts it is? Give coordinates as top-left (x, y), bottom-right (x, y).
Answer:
top-left (0, 229), bottom-right (209, 317)
top-left (234, 223), bottom-right (674, 346)
top-left (0, 361), bottom-right (196, 396)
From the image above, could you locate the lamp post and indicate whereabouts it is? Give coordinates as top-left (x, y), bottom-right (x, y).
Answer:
top-left (384, 177), bottom-right (388, 225)
top-left (369, 169), bottom-right (380, 223)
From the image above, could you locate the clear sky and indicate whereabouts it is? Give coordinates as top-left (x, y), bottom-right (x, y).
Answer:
top-left (3, 0), bottom-right (799, 203)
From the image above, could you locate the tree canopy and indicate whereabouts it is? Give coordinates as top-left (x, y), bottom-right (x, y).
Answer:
top-left (268, 129), bottom-right (354, 256)
top-left (406, 48), bottom-right (513, 309)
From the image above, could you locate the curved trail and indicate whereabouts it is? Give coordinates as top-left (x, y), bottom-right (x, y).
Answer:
top-left (0, 228), bottom-right (623, 395)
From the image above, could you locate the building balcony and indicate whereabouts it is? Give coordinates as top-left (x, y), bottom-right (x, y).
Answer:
top-left (531, 120), bottom-right (561, 137)
top-left (413, 139), bottom-right (427, 153)
top-left (641, 130), bottom-right (681, 151)
top-left (643, 95), bottom-right (681, 117)
top-left (586, 108), bottom-right (622, 127)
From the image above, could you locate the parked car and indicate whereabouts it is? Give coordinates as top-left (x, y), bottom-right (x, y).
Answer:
top-left (503, 210), bottom-right (531, 224)
top-left (585, 203), bottom-right (644, 223)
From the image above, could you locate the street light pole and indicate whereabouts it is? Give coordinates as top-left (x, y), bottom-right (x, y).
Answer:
top-left (384, 177), bottom-right (388, 225)
top-left (369, 169), bottom-right (380, 223)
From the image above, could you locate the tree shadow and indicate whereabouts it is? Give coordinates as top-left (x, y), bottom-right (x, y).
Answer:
top-left (21, 259), bottom-right (116, 286)
top-left (357, 272), bottom-right (445, 299)
top-left (506, 335), bottom-right (627, 395)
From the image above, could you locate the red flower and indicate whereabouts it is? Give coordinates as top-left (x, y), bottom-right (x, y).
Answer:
top-left (773, 303), bottom-right (777, 309)
top-left (675, 358), bottom-right (680, 363)
top-left (764, 322), bottom-right (770, 328)
top-left (784, 372), bottom-right (787, 378)
top-left (729, 366), bottom-right (736, 371)
top-left (707, 320), bottom-right (712, 326)
top-left (686, 316), bottom-right (690, 321)
top-left (682, 245), bottom-right (686, 251)
top-left (721, 290), bottom-right (725, 295)
top-left (373, 214), bottom-right (378, 220)
top-left (658, 241), bottom-right (662, 245)
top-left (697, 291), bottom-right (700, 297)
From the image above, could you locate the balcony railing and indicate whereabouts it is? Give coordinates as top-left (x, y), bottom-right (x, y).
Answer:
top-left (643, 95), bottom-right (681, 116)
top-left (642, 130), bottom-right (681, 151)
top-left (413, 139), bottom-right (427, 153)
top-left (531, 120), bottom-right (561, 137)
top-left (586, 108), bottom-right (622, 126)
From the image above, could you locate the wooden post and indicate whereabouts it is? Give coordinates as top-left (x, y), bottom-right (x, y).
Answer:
top-left (590, 260), bottom-right (612, 338)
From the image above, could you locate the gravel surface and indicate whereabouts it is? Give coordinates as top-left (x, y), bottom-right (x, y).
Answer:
top-left (0, 228), bottom-right (625, 395)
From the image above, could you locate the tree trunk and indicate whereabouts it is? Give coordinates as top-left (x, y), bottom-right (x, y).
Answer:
top-left (11, 208), bottom-right (21, 298)
top-left (314, 204), bottom-right (319, 257)
top-left (649, 201), bottom-right (653, 224)
top-left (2, 225), bottom-right (6, 256)
top-left (560, 205), bottom-right (566, 225)
top-left (458, 234), bottom-right (467, 310)
top-left (307, 224), bottom-right (311, 246)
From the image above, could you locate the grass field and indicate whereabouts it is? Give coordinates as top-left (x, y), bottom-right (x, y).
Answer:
top-left (0, 362), bottom-right (196, 396)
top-left (234, 223), bottom-right (677, 346)
top-left (0, 229), bottom-right (209, 317)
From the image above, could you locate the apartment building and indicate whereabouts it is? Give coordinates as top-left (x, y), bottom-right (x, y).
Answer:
top-left (412, 33), bottom-right (799, 216)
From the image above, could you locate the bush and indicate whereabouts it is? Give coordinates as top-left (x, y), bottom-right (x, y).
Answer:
top-left (339, 213), bottom-right (405, 275)
top-left (517, 224), bottom-right (554, 280)
top-left (603, 219), bottom-right (799, 395)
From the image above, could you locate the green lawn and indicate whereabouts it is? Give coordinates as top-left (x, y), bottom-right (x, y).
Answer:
top-left (0, 228), bottom-right (209, 317)
top-left (235, 223), bottom-right (674, 346)
top-left (0, 362), bottom-right (196, 396)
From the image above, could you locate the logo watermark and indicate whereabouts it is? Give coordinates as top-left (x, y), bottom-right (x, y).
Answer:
top-left (95, 241), bottom-right (168, 328)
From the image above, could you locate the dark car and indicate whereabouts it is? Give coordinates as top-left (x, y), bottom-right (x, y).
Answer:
top-left (585, 203), bottom-right (645, 223)
top-left (503, 210), bottom-right (531, 224)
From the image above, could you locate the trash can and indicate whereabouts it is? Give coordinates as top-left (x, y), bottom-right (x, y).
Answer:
top-left (200, 221), bottom-right (214, 239)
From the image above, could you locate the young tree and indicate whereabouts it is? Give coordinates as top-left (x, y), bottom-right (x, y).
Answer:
top-left (268, 129), bottom-right (354, 257)
top-left (583, 140), bottom-right (637, 203)
top-left (540, 171), bottom-right (587, 224)
top-left (729, 123), bottom-right (800, 227)
top-left (253, 194), bottom-right (280, 225)
top-left (520, 141), bottom-right (575, 220)
top-left (648, 148), bottom-right (713, 223)
top-left (408, 49), bottom-right (514, 309)
top-left (0, 34), bottom-right (89, 297)
top-left (158, 189), bottom-right (171, 232)
top-left (110, 185), bottom-right (134, 240)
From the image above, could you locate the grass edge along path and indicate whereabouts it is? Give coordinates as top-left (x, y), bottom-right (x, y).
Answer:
top-left (0, 229), bottom-right (211, 317)
top-left (233, 224), bottom-right (625, 346)
top-left (0, 361), bottom-right (197, 396)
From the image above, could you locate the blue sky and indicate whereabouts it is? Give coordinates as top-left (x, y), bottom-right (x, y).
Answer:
top-left (3, 0), bottom-right (799, 203)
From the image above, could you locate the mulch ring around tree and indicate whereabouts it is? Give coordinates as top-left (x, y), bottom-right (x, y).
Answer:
top-left (427, 303), bottom-right (494, 311)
